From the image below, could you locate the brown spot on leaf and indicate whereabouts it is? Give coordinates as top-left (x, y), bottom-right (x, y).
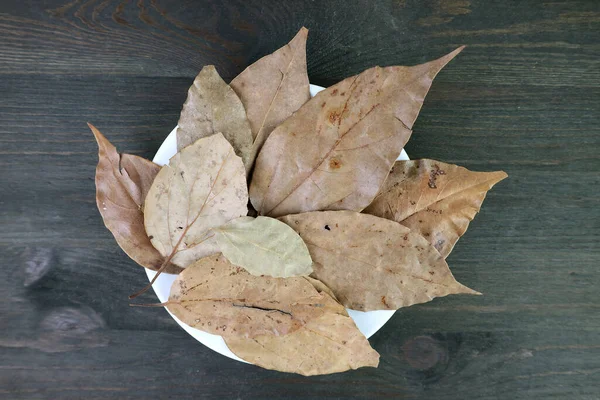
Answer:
top-left (381, 296), bottom-right (390, 308)
top-left (428, 164), bottom-right (446, 188)
top-left (328, 111), bottom-right (342, 124)
top-left (329, 157), bottom-right (342, 169)
top-left (331, 89), bottom-right (339, 95)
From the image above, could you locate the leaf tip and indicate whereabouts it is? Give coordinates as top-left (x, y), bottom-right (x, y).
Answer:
top-left (290, 27), bottom-right (309, 45)
top-left (486, 170), bottom-right (509, 187)
top-left (88, 122), bottom-right (110, 151)
top-left (87, 122), bottom-right (101, 138)
top-left (198, 65), bottom-right (220, 81)
top-left (441, 45), bottom-right (466, 64)
top-left (458, 283), bottom-right (481, 296)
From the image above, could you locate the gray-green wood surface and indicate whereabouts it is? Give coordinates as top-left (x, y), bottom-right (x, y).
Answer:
top-left (1, 0), bottom-right (598, 398)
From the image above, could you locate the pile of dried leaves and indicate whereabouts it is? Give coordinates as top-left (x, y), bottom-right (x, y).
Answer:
top-left (90, 27), bottom-right (507, 376)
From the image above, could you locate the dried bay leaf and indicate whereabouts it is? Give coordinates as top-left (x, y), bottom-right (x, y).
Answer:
top-left (230, 27), bottom-right (310, 165)
top-left (90, 123), bottom-right (182, 274)
top-left (177, 66), bottom-right (253, 173)
top-left (144, 133), bottom-right (248, 268)
top-left (167, 254), bottom-right (341, 338)
top-left (364, 160), bottom-right (508, 258)
top-left (166, 255), bottom-right (378, 375)
top-left (250, 47), bottom-right (464, 217)
top-left (281, 211), bottom-right (479, 311)
top-left (224, 308), bottom-right (380, 376)
top-left (214, 216), bottom-right (312, 278)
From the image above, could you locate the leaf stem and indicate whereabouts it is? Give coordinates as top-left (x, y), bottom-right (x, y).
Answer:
top-left (128, 233), bottom-right (215, 299)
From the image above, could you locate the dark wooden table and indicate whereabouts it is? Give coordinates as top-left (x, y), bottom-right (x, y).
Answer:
top-left (1, 1), bottom-right (599, 398)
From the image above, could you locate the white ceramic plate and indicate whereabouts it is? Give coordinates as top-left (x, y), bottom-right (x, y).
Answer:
top-left (147, 84), bottom-right (409, 363)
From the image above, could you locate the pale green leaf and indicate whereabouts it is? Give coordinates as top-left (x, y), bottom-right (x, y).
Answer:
top-left (215, 216), bottom-right (313, 278)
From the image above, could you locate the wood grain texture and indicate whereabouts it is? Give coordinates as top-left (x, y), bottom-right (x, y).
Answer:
top-left (0, 0), bottom-right (598, 398)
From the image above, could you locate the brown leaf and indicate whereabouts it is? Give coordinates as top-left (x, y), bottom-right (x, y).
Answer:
top-left (90, 123), bottom-right (182, 274)
top-left (250, 47), bottom-right (464, 217)
top-left (177, 66), bottom-right (253, 173)
top-left (364, 160), bottom-right (508, 258)
top-left (231, 27), bottom-right (310, 166)
top-left (281, 211), bottom-right (479, 311)
top-left (166, 254), bottom-right (341, 339)
top-left (224, 310), bottom-right (380, 376)
top-left (144, 133), bottom-right (248, 268)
